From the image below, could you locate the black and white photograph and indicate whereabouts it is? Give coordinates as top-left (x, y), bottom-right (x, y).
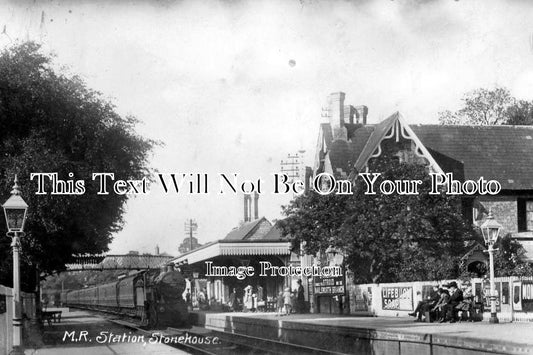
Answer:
top-left (1, 0), bottom-right (533, 354)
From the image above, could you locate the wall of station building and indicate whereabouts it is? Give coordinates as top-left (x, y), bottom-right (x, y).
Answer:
top-left (346, 276), bottom-right (533, 322)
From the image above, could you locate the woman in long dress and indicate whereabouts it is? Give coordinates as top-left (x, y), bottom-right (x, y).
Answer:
top-left (283, 287), bottom-right (292, 315)
top-left (244, 285), bottom-right (253, 311)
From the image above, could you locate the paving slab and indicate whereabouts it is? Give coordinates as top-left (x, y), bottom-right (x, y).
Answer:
top-left (23, 309), bottom-right (189, 355)
top-left (216, 311), bottom-right (533, 346)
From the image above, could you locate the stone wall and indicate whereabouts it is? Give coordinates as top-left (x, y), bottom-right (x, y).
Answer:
top-left (477, 196), bottom-right (518, 233)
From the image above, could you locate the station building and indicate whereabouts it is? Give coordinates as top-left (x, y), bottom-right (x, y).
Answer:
top-left (315, 92), bottom-right (533, 263)
top-left (171, 194), bottom-right (303, 310)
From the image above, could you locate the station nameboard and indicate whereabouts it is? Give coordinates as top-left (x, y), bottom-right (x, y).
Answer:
top-left (382, 286), bottom-right (413, 311)
top-left (314, 274), bottom-right (345, 295)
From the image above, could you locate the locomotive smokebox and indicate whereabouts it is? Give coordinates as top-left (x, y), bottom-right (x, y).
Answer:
top-left (148, 267), bottom-right (189, 328)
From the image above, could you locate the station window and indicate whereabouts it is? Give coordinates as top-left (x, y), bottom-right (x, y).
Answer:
top-left (517, 199), bottom-right (533, 232)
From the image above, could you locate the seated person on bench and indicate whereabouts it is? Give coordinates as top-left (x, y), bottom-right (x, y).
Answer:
top-left (409, 285), bottom-right (439, 322)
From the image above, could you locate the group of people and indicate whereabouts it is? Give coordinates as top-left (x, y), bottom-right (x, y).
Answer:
top-left (227, 285), bottom-right (264, 312)
top-left (409, 280), bottom-right (476, 323)
top-left (276, 280), bottom-right (306, 316)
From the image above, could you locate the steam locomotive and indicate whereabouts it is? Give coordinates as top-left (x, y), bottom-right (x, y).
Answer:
top-left (61, 266), bottom-right (189, 328)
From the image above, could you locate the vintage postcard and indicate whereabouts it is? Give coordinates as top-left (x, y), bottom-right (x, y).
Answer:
top-left (0, 1), bottom-right (532, 354)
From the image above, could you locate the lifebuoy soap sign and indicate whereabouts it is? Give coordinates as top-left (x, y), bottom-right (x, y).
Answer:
top-left (382, 286), bottom-right (413, 311)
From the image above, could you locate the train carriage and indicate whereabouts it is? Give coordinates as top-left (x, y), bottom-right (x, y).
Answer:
top-left (98, 282), bottom-right (119, 309)
top-left (60, 291), bottom-right (68, 307)
top-left (116, 272), bottom-right (146, 316)
top-left (61, 266), bottom-right (188, 328)
top-left (117, 275), bottom-right (135, 308)
top-left (78, 287), bottom-right (98, 307)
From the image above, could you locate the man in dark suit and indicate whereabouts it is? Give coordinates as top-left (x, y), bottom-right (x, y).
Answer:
top-left (420, 286), bottom-right (441, 321)
top-left (444, 281), bottom-right (463, 322)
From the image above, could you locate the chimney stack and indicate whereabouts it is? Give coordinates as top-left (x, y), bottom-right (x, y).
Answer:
top-left (328, 92), bottom-right (347, 140)
top-left (344, 105), bottom-right (355, 124)
top-left (253, 192), bottom-right (259, 220)
top-left (354, 105), bottom-right (368, 124)
top-left (244, 194), bottom-right (251, 222)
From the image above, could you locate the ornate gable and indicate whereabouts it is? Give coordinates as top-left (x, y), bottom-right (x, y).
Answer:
top-left (353, 112), bottom-right (444, 175)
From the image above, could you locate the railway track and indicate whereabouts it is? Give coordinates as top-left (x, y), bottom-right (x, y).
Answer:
top-left (109, 317), bottom-right (345, 355)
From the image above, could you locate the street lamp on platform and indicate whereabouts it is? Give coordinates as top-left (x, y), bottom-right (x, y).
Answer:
top-left (480, 210), bottom-right (502, 324)
top-left (325, 246), bottom-right (344, 266)
top-left (3, 175), bottom-right (29, 355)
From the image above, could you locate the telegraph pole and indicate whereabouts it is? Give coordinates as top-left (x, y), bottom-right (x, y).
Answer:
top-left (280, 150), bottom-right (306, 197)
top-left (280, 150), bottom-right (305, 183)
top-left (184, 219), bottom-right (198, 252)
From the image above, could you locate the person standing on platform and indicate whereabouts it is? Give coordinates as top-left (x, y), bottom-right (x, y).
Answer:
top-left (296, 280), bottom-right (305, 313)
top-left (244, 285), bottom-right (253, 311)
top-left (276, 291), bottom-right (284, 316)
top-left (283, 287), bottom-right (292, 315)
top-left (228, 288), bottom-right (238, 312)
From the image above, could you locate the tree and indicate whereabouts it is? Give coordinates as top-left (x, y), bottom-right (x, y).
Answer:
top-left (506, 100), bottom-right (533, 125)
top-left (494, 234), bottom-right (533, 277)
top-left (280, 155), bottom-right (476, 284)
top-left (438, 87), bottom-right (516, 125)
top-left (0, 42), bottom-right (156, 290)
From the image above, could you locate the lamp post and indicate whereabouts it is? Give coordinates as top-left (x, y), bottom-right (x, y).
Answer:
top-left (324, 246), bottom-right (345, 314)
top-left (325, 246), bottom-right (344, 267)
top-left (2, 176), bottom-right (29, 355)
top-left (480, 210), bottom-right (502, 324)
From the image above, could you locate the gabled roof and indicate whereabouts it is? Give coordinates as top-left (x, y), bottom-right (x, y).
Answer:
top-left (354, 113), bottom-right (399, 172)
top-left (262, 222), bottom-right (290, 241)
top-left (412, 125), bottom-right (533, 190)
top-left (351, 112), bottom-right (444, 176)
top-left (319, 113), bottom-right (533, 190)
top-left (317, 123), bottom-right (374, 177)
top-left (223, 217), bottom-right (272, 241)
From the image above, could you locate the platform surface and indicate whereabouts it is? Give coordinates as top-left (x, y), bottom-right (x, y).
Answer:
top-left (23, 308), bottom-right (189, 355)
top-left (193, 310), bottom-right (533, 349)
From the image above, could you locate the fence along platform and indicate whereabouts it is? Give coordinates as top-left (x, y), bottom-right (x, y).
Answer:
top-left (347, 276), bottom-right (533, 322)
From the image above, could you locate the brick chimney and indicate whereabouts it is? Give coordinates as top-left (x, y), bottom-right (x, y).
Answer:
top-left (253, 192), bottom-right (259, 220)
top-left (244, 194), bottom-right (251, 222)
top-left (354, 105), bottom-right (368, 124)
top-left (328, 92), bottom-right (347, 140)
top-left (344, 105), bottom-right (355, 124)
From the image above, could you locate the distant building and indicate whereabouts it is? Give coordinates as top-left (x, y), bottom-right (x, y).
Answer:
top-left (178, 236), bottom-right (202, 254)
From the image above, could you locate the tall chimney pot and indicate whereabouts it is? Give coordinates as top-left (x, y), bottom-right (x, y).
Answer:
top-left (355, 105), bottom-right (368, 124)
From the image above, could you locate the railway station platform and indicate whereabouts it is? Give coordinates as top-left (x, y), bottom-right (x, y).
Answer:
top-left (190, 310), bottom-right (533, 355)
top-left (23, 308), bottom-right (187, 355)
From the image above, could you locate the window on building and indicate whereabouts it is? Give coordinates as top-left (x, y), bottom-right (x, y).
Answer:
top-left (528, 201), bottom-right (533, 231)
top-left (472, 207), bottom-right (479, 224)
top-left (517, 199), bottom-right (533, 232)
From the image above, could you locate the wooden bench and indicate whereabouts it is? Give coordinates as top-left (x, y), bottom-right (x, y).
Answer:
top-left (42, 311), bottom-right (62, 325)
top-left (424, 310), bottom-right (438, 323)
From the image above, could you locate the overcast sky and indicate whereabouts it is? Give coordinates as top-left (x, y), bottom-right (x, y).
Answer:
top-left (2, 0), bottom-right (533, 255)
